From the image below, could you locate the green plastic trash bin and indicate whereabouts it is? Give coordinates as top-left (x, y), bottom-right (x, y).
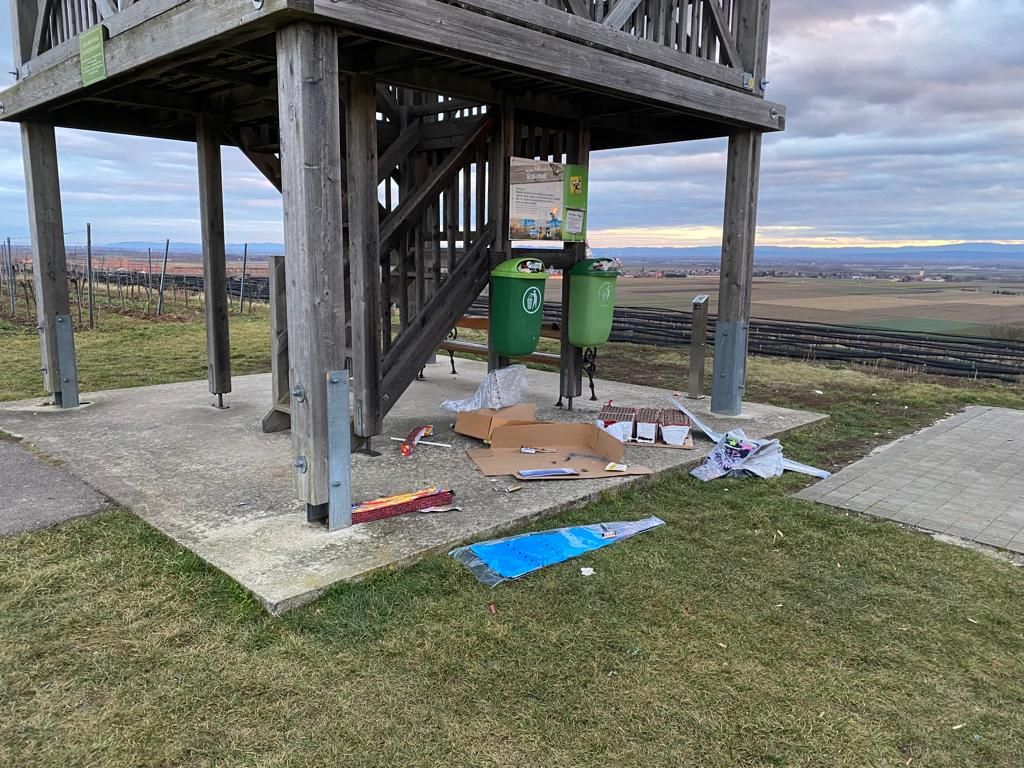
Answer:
top-left (568, 259), bottom-right (620, 347)
top-left (490, 258), bottom-right (548, 357)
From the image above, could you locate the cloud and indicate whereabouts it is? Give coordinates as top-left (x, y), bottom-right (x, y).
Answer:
top-left (0, 1), bottom-right (1022, 247)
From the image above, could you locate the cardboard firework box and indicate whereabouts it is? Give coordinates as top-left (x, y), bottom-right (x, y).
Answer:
top-left (635, 408), bottom-right (661, 444)
top-left (597, 404), bottom-right (636, 443)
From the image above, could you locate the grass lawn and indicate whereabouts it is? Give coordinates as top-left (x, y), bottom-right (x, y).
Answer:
top-left (2, 307), bottom-right (1023, 767)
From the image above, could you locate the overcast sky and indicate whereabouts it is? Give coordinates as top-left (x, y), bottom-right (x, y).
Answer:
top-left (1, 1), bottom-right (1022, 248)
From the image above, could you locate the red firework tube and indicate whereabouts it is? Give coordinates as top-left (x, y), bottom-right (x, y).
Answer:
top-left (401, 424), bottom-right (434, 456)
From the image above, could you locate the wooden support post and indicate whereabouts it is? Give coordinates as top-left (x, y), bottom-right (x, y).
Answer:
top-left (487, 96), bottom-right (514, 371)
top-left (559, 120), bottom-right (590, 408)
top-left (21, 122), bottom-right (76, 405)
top-left (711, 129), bottom-right (762, 416)
top-left (196, 112), bottom-right (232, 401)
top-left (346, 74), bottom-right (383, 438)
top-left (711, 0), bottom-right (770, 415)
top-left (261, 255), bottom-right (291, 434)
top-left (277, 22), bottom-right (346, 512)
top-left (10, 0), bottom-right (38, 69)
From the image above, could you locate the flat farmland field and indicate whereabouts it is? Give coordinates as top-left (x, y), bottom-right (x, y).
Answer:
top-left (545, 277), bottom-right (1024, 337)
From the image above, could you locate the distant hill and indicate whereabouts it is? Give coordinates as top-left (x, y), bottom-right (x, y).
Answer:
top-left (104, 242), bottom-right (282, 256)
top-left (595, 243), bottom-right (1024, 265)
top-left (100, 241), bottom-right (1024, 266)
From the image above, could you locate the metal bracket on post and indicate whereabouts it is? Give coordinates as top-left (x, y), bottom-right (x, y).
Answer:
top-left (688, 295), bottom-right (709, 400)
top-left (326, 370), bottom-right (352, 532)
top-left (54, 314), bottom-right (80, 408)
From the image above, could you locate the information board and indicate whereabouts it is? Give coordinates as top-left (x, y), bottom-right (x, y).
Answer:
top-left (509, 158), bottom-right (589, 243)
top-left (80, 25), bottom-right (107, 87)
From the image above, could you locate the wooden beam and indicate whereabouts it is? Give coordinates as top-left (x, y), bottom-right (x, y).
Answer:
top-left (376, 118), bottom-right (420, 183)
top-left (32, 0), bottom-right (55, 57)
top-left (710, 128), bottom-right (761, 416)
top-left (21, 121), bottom-right (73, 398)
top-left (431, 0), bottom-right (748, 92)
top-left (313, 0), bottom-right (784, 131)
top-left (0, 0), bottom-right (293, 119)
top-left (277, 22), bottom-right (347, 508)
top-left (702, 0), bottom-right (742, 69)
top-left (381, 222), bottom-right (496, 407)
top-left (487, 96), bottom-right (514, 371)
top-left (196, 112), bottom-right (232, 397)
top-left (346, 74), bottom-right (383, 438)
top-left (560, 119), bottom-right (590, 403)
top-left (564, 0), bottom-right (589, 16)
top-left (261, 255), bottom-right (291, 433)
top-left (10, 0), bottom-right (40, 65)
top-left (214, 117), bottom-right (282, 191)
top-left (602, 0), bottom-right (643, 30)
top-left (379, 113), bottom-right (494, 255)
top-left (734, 0), bottom-right (771, 94)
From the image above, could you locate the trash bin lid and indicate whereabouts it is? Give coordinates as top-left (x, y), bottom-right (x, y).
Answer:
top-left (492, 258), bottom-right (548, 279)
top-left (570, 258), bottom-right (621, 277)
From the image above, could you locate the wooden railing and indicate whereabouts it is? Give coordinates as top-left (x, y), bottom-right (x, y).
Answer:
top-left (534, 0), bottom-right (744, 70)
top-left (29, 0), bottom-right (138, 58)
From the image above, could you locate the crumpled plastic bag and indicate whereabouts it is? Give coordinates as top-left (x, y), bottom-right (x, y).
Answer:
top-left (691, 429), bottom-right (785, 482)
top-left (441, 364), bottom-right (529, 412)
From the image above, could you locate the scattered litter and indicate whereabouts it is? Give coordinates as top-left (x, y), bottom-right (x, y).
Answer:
top-left (580, 567), bottom-right (596, 577)
top-left (604, 462), bottom-right (629, 472)
top-left (399, 425), bottom-right (434, 456)
top-left (668, 397), bottom-right (832, 480)
top-left (597, 403), bottom-right (694, 449)
top-left (952, 724), bottom-right (965, 731)
top-left (389, 435), bottom-right (452, 450)
top-left (813, 389), bottom-right (824, 395)
top-left (468, 423), bottom-right (653, 481)
top-left (692, 429), bottom-right (785, 481)
top-left (495, 484), bottom-right (524, 494)
top-left (519, 467), bottom-right (579, 478)
top-left (441, 364), bottom-right (528, 412)
top-left (418, 504), bottom-right (461, 514)
top-left (717, 642), bottom-right (727, 649)
top-left (450, 517), bottom-right (665, 585)
top-left (487, 601), bottom-right (497, 615)
top-left (520, 446), bottom-right (557, 454)
top-left (967, 618), bottom-right (979, 625)
top-left (351, 487), bottom-right (455, 524)
top-left (454, 404), bottom-right (537, 441)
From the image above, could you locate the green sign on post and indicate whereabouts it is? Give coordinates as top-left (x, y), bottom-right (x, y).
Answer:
top-left (80, 25), bottom-right (107, 87)
top-left (562, 164), bottom-right (589, 243)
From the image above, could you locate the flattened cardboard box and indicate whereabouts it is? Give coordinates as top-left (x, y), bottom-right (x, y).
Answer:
top-left (454, 404), bottom-right (538, 442)
top-left (468, 423), bottom-right (654, 480)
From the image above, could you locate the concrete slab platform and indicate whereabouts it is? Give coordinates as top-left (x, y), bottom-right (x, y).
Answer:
top-left (0, 360), bottom-right (825, 613)
top-left (796, 406), bottom-right (1024, 554)
top-left (0, 438), bottom-right (110, 536)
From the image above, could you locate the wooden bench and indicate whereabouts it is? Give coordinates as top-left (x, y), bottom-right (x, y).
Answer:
top-left (434, 315), bottom-right (599, 402)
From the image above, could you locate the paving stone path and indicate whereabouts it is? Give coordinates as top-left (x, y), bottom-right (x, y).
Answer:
top-left (796, 406), bottom-right (1024, 553)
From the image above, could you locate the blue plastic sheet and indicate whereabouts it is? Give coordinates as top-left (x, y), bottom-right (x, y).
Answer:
top-left (450, 517), bottom-right (665, 585)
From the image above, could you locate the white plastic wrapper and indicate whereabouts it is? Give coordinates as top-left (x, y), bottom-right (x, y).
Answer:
top-left (441, 364), bottom-right (529, 412)
top-left (595, 420), bottom-right (633, 443)
top-left (691, 429), bottom-right (785, 482)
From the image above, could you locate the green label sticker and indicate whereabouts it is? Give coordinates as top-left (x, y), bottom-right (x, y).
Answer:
top-left (80, 25), bottom-right (107, 87)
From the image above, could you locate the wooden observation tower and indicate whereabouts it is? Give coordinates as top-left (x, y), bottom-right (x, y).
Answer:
top-left (3, 0), bottom-right (784, 518)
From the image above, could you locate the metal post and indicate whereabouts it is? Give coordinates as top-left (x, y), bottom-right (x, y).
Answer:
top-left (54, 314), bottom-right (80, 408)
top-left (86, 224), bottom-right (95, 329)
top-left (689, 295), bottom-right (709, 399)
top-left (157, 239), bottom-right (169, 316)
top-left (238, 243), bottom-right (248, 314)
top-left (326, 370), bottom-right (353, 531)
top-left (9, 238), bottom-right (16, 315)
